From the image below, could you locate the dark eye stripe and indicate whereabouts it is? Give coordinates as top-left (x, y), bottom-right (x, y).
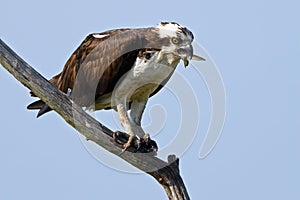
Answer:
top-left (178, 27), bottom-right (194, 40)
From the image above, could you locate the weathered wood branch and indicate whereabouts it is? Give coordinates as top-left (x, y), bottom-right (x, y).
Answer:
top-left (0, 39), bottom-right (190, 200)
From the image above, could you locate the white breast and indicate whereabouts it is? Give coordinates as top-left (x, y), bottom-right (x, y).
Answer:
top-left (94, 51), bottom-right (180, 109)
top-left (133, 53), bottom-right (174, 81)
top-left (114, 51), bottom-right (179, 101)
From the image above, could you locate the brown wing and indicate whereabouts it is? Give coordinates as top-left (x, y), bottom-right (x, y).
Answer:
top-left (28, 28), bottom-right (153, 116)
top-left (55, 28), bottom-right (152, 107)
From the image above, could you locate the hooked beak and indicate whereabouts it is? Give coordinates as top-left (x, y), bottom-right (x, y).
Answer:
top-left (177, 44), bottom-right (206, 67)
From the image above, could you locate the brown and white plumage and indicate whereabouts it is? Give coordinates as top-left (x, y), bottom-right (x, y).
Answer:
top-left (27, 22), bottom-right (204, 149)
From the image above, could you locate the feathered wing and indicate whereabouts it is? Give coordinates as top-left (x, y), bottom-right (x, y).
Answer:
top-left (27, 28), bottom-right (152, 117)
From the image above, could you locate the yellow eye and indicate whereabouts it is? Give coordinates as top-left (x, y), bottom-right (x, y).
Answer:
top-left (172, 38), bottom-right (179, 44)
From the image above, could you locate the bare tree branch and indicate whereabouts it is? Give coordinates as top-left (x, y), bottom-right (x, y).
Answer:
top-left (0, 39), bottom-right (190, 200)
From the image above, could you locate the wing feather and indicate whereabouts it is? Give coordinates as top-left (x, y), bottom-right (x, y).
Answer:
top-left (56, 28), bottom-right (149, 106)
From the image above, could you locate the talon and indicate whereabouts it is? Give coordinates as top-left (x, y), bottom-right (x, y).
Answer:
top-left (122, 133), bottom-right (134, 152)
top-left (143, 134), bottom-right (150, 143)
top-left (112, 131), bottom-right (124, 145)
top-left (122, 141), bottom-right (132, 153)
top-left (133, 139), bottom-right (142, 153)
top-left (142, 134), bottom-right (158, 154)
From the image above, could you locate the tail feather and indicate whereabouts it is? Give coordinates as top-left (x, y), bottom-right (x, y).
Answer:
top-left (27, 100), bottom-right (52, 118)
top-left (27, 100), bottom-right (44, 110)
top-left (27, 73), bottom-right (61, 118)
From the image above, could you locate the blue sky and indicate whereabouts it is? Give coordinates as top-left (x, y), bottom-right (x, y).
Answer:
top-left (1, 0), bottom-right (299, 199)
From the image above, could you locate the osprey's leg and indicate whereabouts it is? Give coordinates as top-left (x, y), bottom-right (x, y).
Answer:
top-left (116, 103), bottom-right (146, 151)
top-left (130, 100), bottom-right (147, 128)
top-left (130, 100), bottom-right (147, 150)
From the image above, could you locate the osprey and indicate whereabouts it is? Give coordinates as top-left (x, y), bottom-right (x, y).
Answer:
top-left (27, 22), bottom-right (205, 150)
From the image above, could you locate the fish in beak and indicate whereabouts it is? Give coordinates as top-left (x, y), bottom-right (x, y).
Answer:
top-left (177, 44), bottom-right (205, 67)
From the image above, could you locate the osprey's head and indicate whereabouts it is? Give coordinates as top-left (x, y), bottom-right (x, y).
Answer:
top-left (156, 22), bottom-right (205, 67)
